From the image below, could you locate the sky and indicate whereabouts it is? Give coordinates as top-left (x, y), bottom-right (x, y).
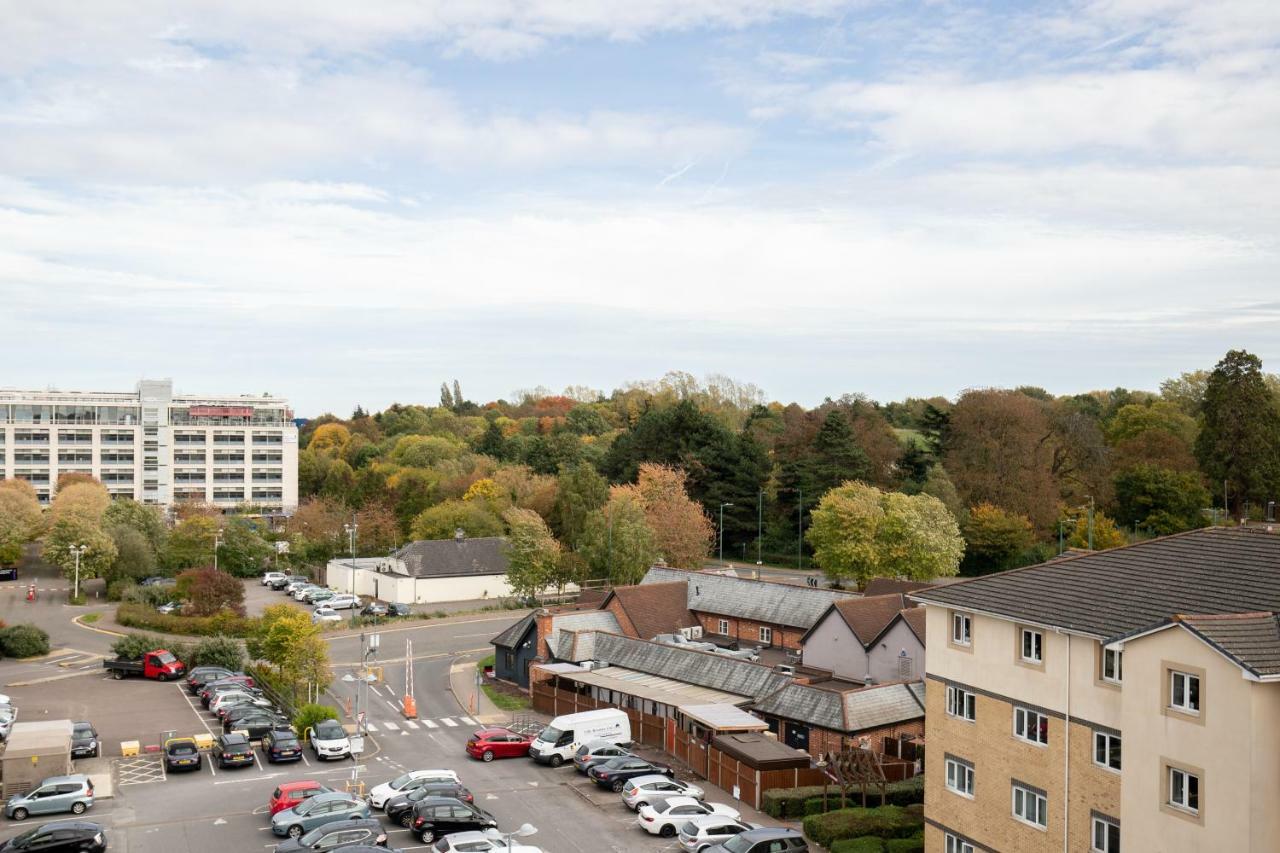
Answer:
top-left (1, 0), bottom-right (1277, 415)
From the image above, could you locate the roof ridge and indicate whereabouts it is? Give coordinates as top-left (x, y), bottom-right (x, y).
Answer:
top-left (1176, 611), bottom-right (1276, 621)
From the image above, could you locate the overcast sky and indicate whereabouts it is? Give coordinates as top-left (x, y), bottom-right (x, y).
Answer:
top-left (2, 1), bottom-right (1277, 415)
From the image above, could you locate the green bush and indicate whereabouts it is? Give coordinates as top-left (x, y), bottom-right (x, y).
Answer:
top-left (763, 777), bottom-right (925, 819)
top-left (116, 602), bottom-right (256, 637)
top-left (885, 835), bottom-right (924, 853)
top-left (120, 584), bottom-right (173, 607)
top-left (294, 703), bottom-right (340, 739)
top-left (111, 633), bottom-right (166, 660)
top-left (0, 624), bottom-right (50, 658)
top-left (189, 636), bottom-right (245, 671)
top-left (831, 839), bottom-right (885, 853)
top-left (802, 806), bottom-right (923, 847)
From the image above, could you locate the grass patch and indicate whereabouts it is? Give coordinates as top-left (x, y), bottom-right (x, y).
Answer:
top-left (80, 612), bottom-right (101, 624)
top-left (477, 654), bottom-right (531, 711)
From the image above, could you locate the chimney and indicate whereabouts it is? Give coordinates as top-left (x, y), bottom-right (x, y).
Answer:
top-left (454, 528), bottom-right (466, 541)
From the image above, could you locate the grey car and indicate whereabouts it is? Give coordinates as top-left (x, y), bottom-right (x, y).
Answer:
top-left (272, 817), bottom-right (387, 853)
top-left (272, 793), bottom-right (371, 839)
top-left (572, 740), bottom-right (632, 774)
top-left (703, 827), bottom-right (808, 853)
top-left (4, 776), bottom-right (95, 821)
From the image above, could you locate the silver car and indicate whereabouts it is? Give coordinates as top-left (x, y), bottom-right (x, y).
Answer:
top-left (678, 815), bottom-right (756, 852)
top-left (621, 775), bottom-right (704, 811)
top-left (0, 705), bottom-right (17, 741)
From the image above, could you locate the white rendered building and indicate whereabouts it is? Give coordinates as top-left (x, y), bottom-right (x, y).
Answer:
top-left (0, 379), bottom-right (297, 513)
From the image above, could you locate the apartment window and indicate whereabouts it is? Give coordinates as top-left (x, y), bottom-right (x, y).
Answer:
top-left (945, 685), bottom-right (976, 722)
top-left (944, 756), bottom-right (974, 797)
top-left (1012, 782), bottom-right (1048, 829)
top-left (1102, 647), bottom-right (1123, 684)
top-left (717, 619), bottom-right (729, 635)
top-left (1093, 731), bottom-right (1121, 771)
top-left (1168, 767), bottom-right (1199, 814)
top-left (1091, 814), bottom-right (1120, 852)
top-left (951, 612), bottom-right (972, 646)
top-left (945, 835), bottom-right (975, 853)
top-left (759, 626), bottom-right (773, 644)
top-left (252, 432), bottom-right (283, 444)
top-left (1170, 671), bottom-right (1200, 714)
top-left (1013, 707), bottom-right (1049, 745)
top-left (1020, 628), bottom-right (1043, 664)
top-left (58, 450), bottom-right (92, 464)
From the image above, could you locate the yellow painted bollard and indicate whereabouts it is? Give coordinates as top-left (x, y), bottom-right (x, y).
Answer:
top-left (193, 733), bottom-right (214, 751)
top-left (120, 740), bottom-right (140, 757)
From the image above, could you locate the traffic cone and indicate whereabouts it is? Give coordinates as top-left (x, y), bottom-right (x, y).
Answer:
top-left (402, 695), bottom-right (417, 719)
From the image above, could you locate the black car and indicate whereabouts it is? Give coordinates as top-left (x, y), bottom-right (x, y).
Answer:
top-left (213, 733), bottom-right (256, 768)
top-left (186, 667), bottom-right (239, 694)
top-left (273, 574), bottom-right (309, 591)
top-left (384, 784), bottom-right (474, 828)
top-left (263, 730), bottom-right (304, 763)
top-left (164, 739), bottom-right (202, 772)
top-left (0, 568), bottom-right (17, 582)
top-left (70, 722), bottom-right (99, 759)
top-left (409, 797), bottom-right (497, 843)
top-left (587, 757), bottom-right (674, 792)
top-left (218, 698), bottom-right (276, 723)
top-left (226, 713), bottom-right (290, 739)
top-left (272, 818), bottom-right (386, 853)
top-left (0, 821), bottom-right (106, 853)
top-left (387, 603), bottom-right (412, 617)
top-left (360, 602), bottom-right (388, 617)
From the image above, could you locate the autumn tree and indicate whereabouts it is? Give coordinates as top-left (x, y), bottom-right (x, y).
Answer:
top-left (1066, 511), bottom-right (1127, 550)
top-left (806, 481), bottom-right (963, 586)
top-left (1194, 350), bottom-right (1280, 514)
top-left (577, 490), bottom-right (657, 586)
top-left (49, 481), bottom-right (111, 526)
top-left (176, 567), bottom-right (246, 616)
top-left (287, 497), bottom-right (349, 563)
top-left (45, 480), bottom-right (116, 584)
top-left (0, 481), bottom-right (42, 566)
top-left (250, 605), bottom-right (330, 702)
top-left (410, 500), bottom-right (503, 541)
top-left (164, 515), bottom-right (219, 570)
top-left (501, 507), bottom-right (562, 600)
top-left (619, 463), bottom-right (713, 570)
top-left (962, 503), bottom-right (1035, 573)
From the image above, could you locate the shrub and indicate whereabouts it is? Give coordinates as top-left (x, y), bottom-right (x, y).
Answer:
top-left (831, 839), bottom-right (885, 853)
top-left (0, 624), bottom-right (50, 658)
top-left (294, 703), bottom-right (339, 739)
top-left (111, 633), bottom-right (166, 660)
top-left (884, 835), bottom-right (924, 853)
top-left (190, 636), bottom-right (245, 671)
top-left (121, 584), bottom-right (173, 607)
top-left (802, 806), bottom-right (923, 847)
top-left (116, 602), bottom-right (255, 637)
top-left (175, 567), bottom-right (246, 616)
top-left (763, 778), bottom-right (925, 819)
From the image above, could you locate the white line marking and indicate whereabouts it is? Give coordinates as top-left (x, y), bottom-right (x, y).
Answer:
top-left (382, 721), bottom-right (400, 731)
top-left (404, 720), bottom-right (418, 730)
top-left (423, 719), bottom-right (438, 729)
top-left (365, 722), bottom-right (378, 732)
top-left (460, 716), bottom-right (477, 725)
top-left (384, 699), bottom-right (399, 712)
top-left (440, 717), bottom-right (458, 727)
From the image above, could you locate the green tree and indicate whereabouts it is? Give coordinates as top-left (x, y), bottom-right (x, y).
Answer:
top-left (102, 500), bottom-right (167, 552)
top-left (501, 507), bottom-right (562, 600)
top-left (962, 503), bottom-right (1035, 572)
top-left (1106, 402), bottom-right (1197, 446)
top-left (0, 481), bottom-right (43, 566)
top-left (577, 491), bottom-right (657, 586)
top-left (0, 625), bottom-right (50, 658)
top-left (552, 462), bottom-right (609, 548)
top-left (920, 464), bottom-right (965, 522)
top-left (1113, 465), bottom-right (1210, 535)
top-left (105, 524), bottom-right (157, 584)
top-left (410, 500), bottom-right (504, 541)
top-left (1194, 350), bottom-right (1280, 513)
top-left (253, 605), bottom-right (330, 703)
top-left (806, 481), bottom-right (963, 586)
top-left (190, 636), bottom-right (245, 671)
top-left (176, 567), bottom-right (246, 616)
top-left (45, 516), bottom-right (117, 584)
top-left (164, 515), bottom-right (219, 570)
top-left (217, 519), bottom-right (273, 577)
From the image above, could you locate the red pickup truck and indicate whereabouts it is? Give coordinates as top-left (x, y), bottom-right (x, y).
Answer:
top-left (103, 649), bottom-right (187, 680)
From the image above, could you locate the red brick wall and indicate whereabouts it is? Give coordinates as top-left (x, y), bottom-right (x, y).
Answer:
top-left (806, 718), bottom-right (924, 756)
top-left (534, 612), bottom-right (555, 659)
top-left (603, 597), bottom-right (639, 638)
top-left (696, 613), bottom-right (806, 651)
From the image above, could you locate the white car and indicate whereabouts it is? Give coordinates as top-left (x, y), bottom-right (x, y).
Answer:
top-left (430, 829), bottom-right (542, 852)
top-left (312, 607), bottom-right (341, 625)
top-left (677, 815), bottom-right (756, 852)
top-left (0, 705), bottom-right (16, 741)
top-left (368, 769), bottom-right (461, 809)
top-left (637, 797), bottom-right (741, 837)
top-left (293, 584), bottom-right (322, 601)
top-left (326, 594), bottom-right (359, 610)
top-left (262, 571), bottom-right (286, 586)
top-left (622, 775), bottom-right (705, 811)
top-left (209, 691), bottom-right (263, 714)
top-left (308, 719), bottom-right (352, 760)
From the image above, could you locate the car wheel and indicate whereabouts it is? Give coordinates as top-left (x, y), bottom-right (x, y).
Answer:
top-left (398, 813), bottom-right (412, 828)
top-left (112, 670), bottom-right (124, 681)
top-left (634, 801), bottom-right (647, 812)
top-left (659, 825), bottom-right (676, 838)
top-left (612, 779), bottom-right (625, 793)
top-left (418, 829), bottom-right (434, 843)
top-left (71, 802), bottom-right (87, 815)
top-left (482, 750), bottom-right (494, 762)
top-left (288, 825), bottom-right (304, 839)
top-left (11, 808), bottom-right (27, 821)
top-left (549, 754), bottom-right (563, 768)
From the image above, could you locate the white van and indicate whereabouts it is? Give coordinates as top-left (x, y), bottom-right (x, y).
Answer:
top-left (529, 708), bottom-right (630, 766)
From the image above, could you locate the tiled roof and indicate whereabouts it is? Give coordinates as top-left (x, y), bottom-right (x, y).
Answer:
top-left (490, 613), bottom-right (535, 649)
top-left (392, 536), bottom-right (509, 578)
top-left (750, 681), bottom-right (925, 733)
top-left (1180, 612), bottom-right (1280, 677)
top-left (910, 527), bottom-right (1280, 642)
top-left (810, 594), bottom-right (911, 647)
top-left (547, 611), bottom-right (622, 656)
top-left (895, 608), bottom-right (927, 645)
top-left (603, 581), bottom-right (699, 639)
top-left (642, 566), bottom-right (857, 629)
top-left (862, 578), bottom-right (936, 597)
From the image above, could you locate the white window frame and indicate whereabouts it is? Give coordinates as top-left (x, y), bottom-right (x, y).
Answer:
top-left (759, 626), bottom-right (772, 644)
top-left (717, 619), bottom-right (729, 635)
top-left (1102, 647), bottom-right (1123, 684)
top-left (945, 685), bottom-right (976, 722)
top-left (1091, 815), bottom-right (1120, 852)
top-left (1013, 707), bottom-right (1049, 746)
top-left (1169, 670), bottom-right (1200, 714)
top-left (945, 834), bottom-right (975, 853)
top-left (951, 612), bottom-right (972, 646)
top-left (1093, 731), bottom-right (1121, 772)
top-left (1168, 767), bottom-right (1199, 814)
top-left (1012, 783), bottom-right (1048, 829)
top-left (1020, 628), bottom-right (1043, 664)
top-left (944, 757), bottom-right (974, 798)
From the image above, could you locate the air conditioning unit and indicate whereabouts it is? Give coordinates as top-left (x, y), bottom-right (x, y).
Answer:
top-left (680, 626), bottom-right (703, 640)
top-left (580, 661), bottom-right (595, 671)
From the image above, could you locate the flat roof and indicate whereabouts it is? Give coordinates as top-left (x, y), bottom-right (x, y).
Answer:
top-left (711, 732), bottom-right (811, 770)
top-left (550, 665), bottom-right (751, 708)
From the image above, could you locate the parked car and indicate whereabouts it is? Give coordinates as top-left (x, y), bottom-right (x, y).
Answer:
top-left (211, 690), bottom-right (267, 715)
top-left (312, 607), bottom-right (342, 625)
top-left (384, 783), bottom-right (473, 828)
top-left (156, 601), bottom-right (181, 615)
top-left (186, 666), bottom-right (245, 694)
top-left (0, 567), bottom-right (18, 582)
top-left (678, 816), bottom-right (757, 852)
top-left (211, 733), bottom-right (256, 768)
top-left (102, 648), bottom-right (185, 681)
top-left (163, 738), bottom-right (202, 773)
top-left (0, 821), bottom-right (105, 853)
top-left (69, 722), bottom-right (98, 759)
top-left (225, 712), bottom-right (290, 739)
top-left (702, 828), bottom-right (808, 853)
top-left (360, 601), bottom-right (388, 617)
top-left (270, 782), bottom-right (332, 816)
top-left (275, 575), bottom-right (310, 591)
top-left (571, 740), bottom-right (631, 773)
top-left (465, 728), bottom-right (532, 762)
top-left (140, 576), bottom-right (176, 587)
top-left (273, 818), bottom-right (386, 853)
top-left (271, 793), bottom-right (371, 839)
top-left (587, 757), bottom-right (674, 793)
top-left (387, 603), bottom-right (413, 617)
top-left (0, 706), bottom-right (16, 742)
top-left (529, 708), bottom-right (630, 766)
top-left (293, 585), bottom-right (322, 601)
top-left (622, 775), bottom-right (704, 811)
top-left (637, 797), bottom-right (741, 837)
top-left (307, 719), bottom-right (352, 761)
top-left (408, 797), bottom-right (497, 843)
top-left (263, 730), bottom-right (305, 763)
top-left (304, 589), bottom-right (335, 605)
top-left (263, 571), bottom-right (287, 586)
top-left (200, 676), bottom-right (257, 704)
top-left (368, 770), bottom-right (461, 809)
top-left (219, 698), bottom-right (277, 723)
top-left (326, 594), bottom-right (360, 610)
top-left (428, 829), bottom-right (542, 852)
top-left (3, 775), bottom-right (94, 821)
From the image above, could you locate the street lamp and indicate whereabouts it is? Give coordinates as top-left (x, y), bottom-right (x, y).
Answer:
top-left (213, 531), bottom-right (222, 572)
top-left (68, 544), bottom-right (87, 600)
top-left (344, 520), bottom-right (359, 624)
top-left (718, 503), bottom-right (734, 563)
top-left (502, 823), bottom-right (537, 851)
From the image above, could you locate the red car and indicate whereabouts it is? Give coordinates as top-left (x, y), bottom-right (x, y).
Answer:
top-left (465, 727), bottom-right (534, 762)
top-left (269, 781), bottom-right (331, 815)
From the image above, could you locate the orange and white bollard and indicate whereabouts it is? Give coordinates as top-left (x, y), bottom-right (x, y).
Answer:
top-left (402, 696), bottom-right (417, 719)
top-left (26, 584), bottom-right (35, 602)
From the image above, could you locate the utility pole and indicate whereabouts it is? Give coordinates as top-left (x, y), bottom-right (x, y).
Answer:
top-left (344, 518), bottom-right (359, 625)
top-left (69, 544), bottom-right (87, 600)
top-left (1087, 495), bottom-right (1095, 551)
top-left (718, 503), bottom-right (734, 563)
top-left (797, 487), bottom-right (803, 571)
top-left (213, 531), bottom-right (222, 572)
top-left (756, 489), bottom-right (763, 566)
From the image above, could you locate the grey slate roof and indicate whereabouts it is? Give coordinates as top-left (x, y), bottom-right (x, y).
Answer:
top-left (392, 536), bottom-right (509, 578)
top-left (642, 566), bottom-right (858, 629)
top-left (911, 527), bottom-right (1280, 643)
top-left (547, 611), bottom-right (622, 657)
top-left (490, 613), bottom-right (535, 649)
top-left (1181, 613), bottom-right (1280, 677)
top-left (750, 681), bottom-right (925, 733)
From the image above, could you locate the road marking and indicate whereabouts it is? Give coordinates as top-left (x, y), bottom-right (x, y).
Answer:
top-left (382, 721), bottom-right (400, 731)
top-left (365, 722), bottom-right (378, 732)
top-left (405, 720), bottom-right (418, 730)
top-left (423, 719), bottom-right (438, 729)
top-left (215, 772), bottom-right (284, 785)
top-left (460, 716), bottom-right (477, 725)
top-left (440, 718), bottom-right (458, 727)
top-left (384, 699), bottom-right (399, 712)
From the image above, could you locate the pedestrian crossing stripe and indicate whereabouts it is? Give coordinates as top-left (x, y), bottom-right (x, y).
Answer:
top-left (441, 717), bottom-right (457, 727)
top-left (383, 721), bottom-right (400, 731)
top-left (405, 720), bottom-right (419, 729)
top-left (365, 722), bottom-right (378, 732)
top-left (423, 719), bottom-right (438, 728)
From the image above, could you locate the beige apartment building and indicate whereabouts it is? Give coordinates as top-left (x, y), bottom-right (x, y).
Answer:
top-left (911, 526), bottom-right (1280, 853)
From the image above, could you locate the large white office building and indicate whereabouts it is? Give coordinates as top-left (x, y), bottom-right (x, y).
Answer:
top-left (0, 379), bottom-right (298, 514)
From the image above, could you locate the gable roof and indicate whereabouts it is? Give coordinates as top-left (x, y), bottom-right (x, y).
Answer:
top-left (895, 608), bottom-right (927, 645)
top-left (862, 578), bottom-right (936, 597)
top-left (602, 581), bottom-right (698, 639)
top-left (750, 681), bottom-right (925, 733)
top-left (547, 611), bottom-right (622, 655)
top-left (490, 613), bottom-right (536, 649)
top-left (804, 594), bottom-right (911, 647)
top-left (910, 527), bottom-right (1280, 643)
top-left (392, 536), bottom-right (509, 578)
top-left (1178, 612), bottom-right (1280, 678)
top-left (642, 566), bottom-right (857, 629)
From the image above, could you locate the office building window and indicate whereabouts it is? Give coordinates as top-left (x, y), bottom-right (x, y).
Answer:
top-left (945, 756), bottom-right (974, 797)
top-left (1170, 671), bottom-right (1200, 714)
top-left (1093, 732), bottom-right (1121, 771)
top-left (1091, 814), bottom-right (1120, 852)
top-left (1168, 767), bottom-right (1199, 814)
top-left (1013, 707), bottom-right (1049, 745)
top-left (945, 685), bottom-right (976, 722)
top-left (1012, 782), bottom-right (1048, 828)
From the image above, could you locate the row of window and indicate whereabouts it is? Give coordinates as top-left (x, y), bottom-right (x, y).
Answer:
top-left (714, 619), bottom-right (774, 645)
top-left (944, 685), bottom-right (1120, 763)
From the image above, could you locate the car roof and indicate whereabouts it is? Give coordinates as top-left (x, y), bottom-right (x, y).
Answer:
top-left (683, 814), bottom-right (744, 828)
top-left (24, 821), bottom-right (100, 833)
top-left (222, 733), bottom-right (250, 743)
top-left (311, 818), bottom-right (381, 831)
top-left (279, 780), bottom-right (324, 792)
top-left (38, 775), bottom-right (89, 785)
top-left (416, 795), bottom-right (473, 806)
top-left (629, 774), bottom-right (679, 785)
top-left (740, 827), bottom-right (802, 839)
top-left (310, 792), bottom-right (359, 804)
top-left (657, 796), bottom-right (702, 809)
top-left (475, 727), bottom-right (515, 737)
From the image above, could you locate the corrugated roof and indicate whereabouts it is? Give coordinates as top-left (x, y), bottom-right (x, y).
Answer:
top-left (1180, 612), bottom-right (1280, 677)
top-left (554, 665), bottom-right (751, 707)
top-left (392, 536), bottom-right (509, 578)
top-left (750, 681), bottom-right (925, 733)
top-left (642, 566), bottom-right (858, 629)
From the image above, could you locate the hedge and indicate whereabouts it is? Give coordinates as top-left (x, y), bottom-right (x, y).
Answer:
top-left (885, 836), bottom-right (924, 853)
top-left (831, 839), bottom-right (886, 853)
top-left (802, 806), bottom-right (923, 848)
top-left (117, 602), bottom-right (255, 637)
top-left (763, 777), bottom-right (925, 819)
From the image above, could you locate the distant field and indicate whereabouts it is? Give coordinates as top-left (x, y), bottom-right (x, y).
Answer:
top-left (894, 428), bottom-right (927, 449)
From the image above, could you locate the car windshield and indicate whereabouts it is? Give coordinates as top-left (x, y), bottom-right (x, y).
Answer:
top-left (73, 728), bottom-right (93, 740)
top-left (155, 651), bottom-right (176, 664)
top-left (10, 827), bottom-right (42, 847)
top-left (391, 772), bottom-right (417, 788)
top-left (721, 835), bottom-right (756, 853)
top-left (297, 825), bottom-right (336, 845)
top-left (273, 735), bottom-right (298, 746)
top-left (537, 726), bottom-right (562, 743)
top-left (171, 743), bottom-right (196, 755)
top-left (314, 721), bottom-right (345, 739)
top-left (679, 821), bottom-right (700, 836)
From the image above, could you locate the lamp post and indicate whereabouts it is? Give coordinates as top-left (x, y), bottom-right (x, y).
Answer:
top-left (502, 823), bottom-right (537, 851)
top-left (756, 489), bottom-right (763, 566)
top-left (342, 634), bottom-right (377, 796)
top-left (213, 531), bottom-right (222, 572)
top-left (68, 544), bottom-right (87, 600)
top-left (344, 520), bottom-right (359, 625)
top-left (718, 503), bottom-right (734, 563)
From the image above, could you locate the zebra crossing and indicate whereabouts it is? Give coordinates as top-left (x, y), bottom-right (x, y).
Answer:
top-left (364, 715), bottom-right (477, 733)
